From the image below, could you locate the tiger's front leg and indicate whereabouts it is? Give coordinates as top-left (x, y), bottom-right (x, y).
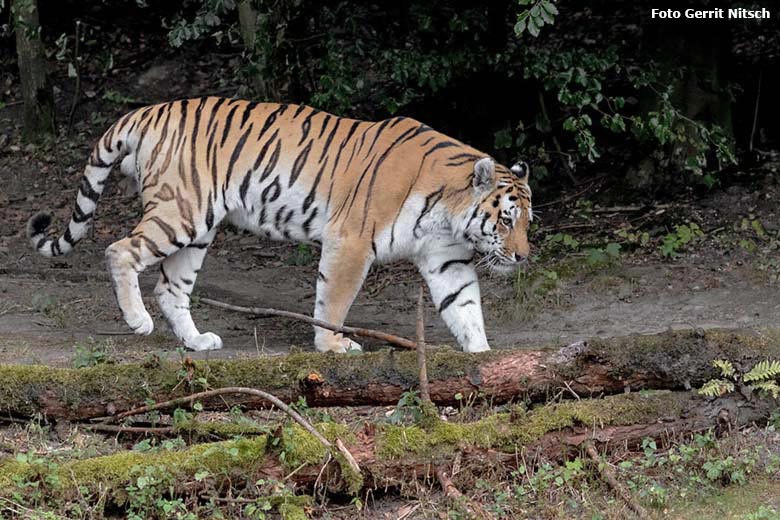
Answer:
top-left (415, 242), bottom-right (490, 353)
top-left (313, 238), bottom-right (374, 353)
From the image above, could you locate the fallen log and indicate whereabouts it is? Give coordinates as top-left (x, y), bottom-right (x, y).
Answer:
top-left (1, 327), bottom-right (779, 420)
top-left (0, 390), bottom-right (772, 507)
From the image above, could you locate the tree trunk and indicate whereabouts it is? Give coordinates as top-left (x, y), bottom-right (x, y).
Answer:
top-left (12, 0), bottom-right (56, 142)
top-left (0, 390), bottom-right (771, 504)
top-left (1, 328), bottom-right (778, 421)
top-left (237, 0), bottom-right (271, 99)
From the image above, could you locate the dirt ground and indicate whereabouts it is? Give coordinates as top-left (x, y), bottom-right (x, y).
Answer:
top-left (1, 100), bottom-right (778, 368)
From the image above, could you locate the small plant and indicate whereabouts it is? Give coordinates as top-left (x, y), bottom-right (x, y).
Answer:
top-left (386, 390), bottom-right (423, 424)
top-left (72, 339), bottom-right (110, 368)
top-left (286, 244), bottom-right (314, 266)
top-left (699, 359), bottom-right (780, 398)
top-left (585, 242), bottom-right (621, 266)
top-left (659, 223), bottom-right (704, 258)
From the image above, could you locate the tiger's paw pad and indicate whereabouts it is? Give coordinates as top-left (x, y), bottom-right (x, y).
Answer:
top-left (127, 312), bottom-right (154, 336)
top-left (186, 332), bottom-right (223, 351)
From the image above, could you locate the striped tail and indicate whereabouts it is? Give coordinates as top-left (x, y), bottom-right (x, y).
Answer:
top-left (27, 119), bottom-right (131, 258)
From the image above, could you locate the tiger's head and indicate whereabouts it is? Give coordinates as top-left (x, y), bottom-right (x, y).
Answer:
top-left (460, 157), bottom-right (533, 273)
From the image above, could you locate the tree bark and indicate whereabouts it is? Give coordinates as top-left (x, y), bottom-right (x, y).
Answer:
top-left (1, 328), bottom-right (778, 421)
top-left (0, 390), bottom-right (771, 504)
top-left (12, 0), bottom-right (56, 142)
top-left (237, 0), bottom-right (272, 99)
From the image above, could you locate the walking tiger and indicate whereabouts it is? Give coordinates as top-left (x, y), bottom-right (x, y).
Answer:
top-left (27, 98), bottom-right (533, 353)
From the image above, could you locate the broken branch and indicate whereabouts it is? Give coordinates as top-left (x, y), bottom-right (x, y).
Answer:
top-left (200, 297), bottom-right (416, 349)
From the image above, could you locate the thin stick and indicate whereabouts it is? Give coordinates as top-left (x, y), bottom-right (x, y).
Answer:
top-left (416, 284), bottom-right (430, 404)
top-left (100, 386), bottom-right (361, 478)
top-left (67, 20), bottom-right (82, 133)
top-left (435, 467), bottom-right (494, 519)
top-left (84, 424), bottom-right (174, 435)
top-left (201, 297), bottom-right (416, 349)
top-left (749, 69), bottom-right (762, 152)
top-left (584, 441), bottom-right (650, 520)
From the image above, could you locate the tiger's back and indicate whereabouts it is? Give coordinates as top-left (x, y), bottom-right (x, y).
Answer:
top-left (27, 97), bottom-right (534, 353)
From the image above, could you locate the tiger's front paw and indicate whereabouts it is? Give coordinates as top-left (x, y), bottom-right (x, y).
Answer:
top-left (463, 342), bottom-right (490, 353)
top-left (126, 310), bottom-right (154, 335)
top-left (316, 334), bottom-right (362, 354)
top-left (185, 332), bottom-right (223, 351)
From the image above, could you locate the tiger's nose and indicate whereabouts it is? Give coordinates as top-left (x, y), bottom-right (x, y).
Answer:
top-left (513, 253), bottom-right (527, 263)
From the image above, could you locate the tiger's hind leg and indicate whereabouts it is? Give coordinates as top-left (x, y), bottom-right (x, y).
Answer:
top-left (105, 216), bottom-right (198, 341)
top-left (154, 230), bottom-right (222, 351)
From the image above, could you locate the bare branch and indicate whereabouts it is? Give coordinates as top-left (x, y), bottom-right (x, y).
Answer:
top-left (201, 297), bottom-right (416, 349)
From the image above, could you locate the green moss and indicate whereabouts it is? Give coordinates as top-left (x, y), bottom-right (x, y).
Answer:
top-left (0, 436), bottom-right (268, 503)
top-left (176, 419), bottom-right (269, 438)
top-left (279, 422), bottom-right (354, 468)
top-left (376, 391), bottom-right (682, 460)
top-left (278, 502), bottom-right (307, 520)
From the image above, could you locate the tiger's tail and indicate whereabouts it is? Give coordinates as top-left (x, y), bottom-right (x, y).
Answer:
top-left (27, 113), bottom-right (137, 258)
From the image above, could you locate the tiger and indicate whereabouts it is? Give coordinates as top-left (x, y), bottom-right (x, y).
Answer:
top-left (26, 97), bottom-right (533, 353)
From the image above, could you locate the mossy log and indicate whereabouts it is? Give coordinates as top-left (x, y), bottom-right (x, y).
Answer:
top-left (1, 328), bottom-right (779, 420)
top-left (0, 390), bottom-right (771, 505)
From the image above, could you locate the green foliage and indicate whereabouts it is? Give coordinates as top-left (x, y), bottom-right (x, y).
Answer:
top-left (72, 339), bottom-right (111, 368)
top-left (585, 242), bottom-right (621, 266)
top-left (386, 390), bottom-right (423, 424)
top-left (699, 359), bottom-right (780, 399)
top-left (286, 244), bottom-right (314, 266)
top-left (515, 0), bottom-right (558, 38)
top-left (660, 223), bottom-right (704, 258)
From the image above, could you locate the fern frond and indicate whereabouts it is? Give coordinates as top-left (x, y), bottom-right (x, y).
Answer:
top-left (712, 359), bottom-right (735, 378)
top-left (749, 381), bottom-right (780, 399)
top-left (743, 360), bottom-right (780, 382)
top-left (698, 379), bottom-right (735, 398)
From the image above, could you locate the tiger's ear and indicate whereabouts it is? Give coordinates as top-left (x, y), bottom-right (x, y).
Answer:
top-left (473, 157), bottom-right (495, 192)
top-left (511, 162), bottom-right (529, 182)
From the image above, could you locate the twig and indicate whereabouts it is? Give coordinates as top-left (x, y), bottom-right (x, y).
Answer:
top-left (84, 424), bottom-right (175, 435)
top-left (67, 20), bottom-right (82, 133)
top-left (538, 90), bottom-right (577, 184)
top-left (749, 69), bottom-right (762, 152)
top-left (534, 181), bottom-right (598, 209)
top-left (200, 297), bottom-right (416, 349)
top-left (416, 284), bottom-right (430, 404)
top-left (100, 386), bottom-right (362, 480)
top-left (435, 467), bottom-right (494, 519)
top-left (584, 441), bottom-right (650, 520)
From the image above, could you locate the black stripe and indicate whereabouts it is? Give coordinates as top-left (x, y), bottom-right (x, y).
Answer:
top-left (261, 176), bottom-right (281, 203)
top-left (240, 101), bottom-right (258, 127)
top-left (289, 140), bottom-right (313, 187)
top-left (220, 104), bottom-right (239, 147)
top-left (298, 109), bottom-right (319, 146)
top-left (224, 123), bottom-right (254, 188)
top-left (303, 159), bottom-right (328, 213)
top-left (79, 177), bottom-right (100, 202)
top-left (149, 216), bottom-right (185, 248)
top-left (259, 140), bottom-right (281, 183)
top-left (205, 97), bottom-right (226, 136)
top-left (72, 204), bottom-right (93, 224)
top-left (317, 114), bottom-right (332, 139)
top-left (423, 140), bottom-right (461, 159)
top-left (239, 169), bottom-right (253, 207)
top-left (205, 197), bottom-right (214, 230)
top-left (439, 281), bottom-right (475, 313)
top-left (413, 186), bottom-right (445, 237)
top-left (302, 207), bottom-right (318, 237)
top-left (319, 117), bottom-right (341, 163)
top-left (438, 257), bottom-right (474, 274)
top-left (191, 97), bottom-right (207, 210)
